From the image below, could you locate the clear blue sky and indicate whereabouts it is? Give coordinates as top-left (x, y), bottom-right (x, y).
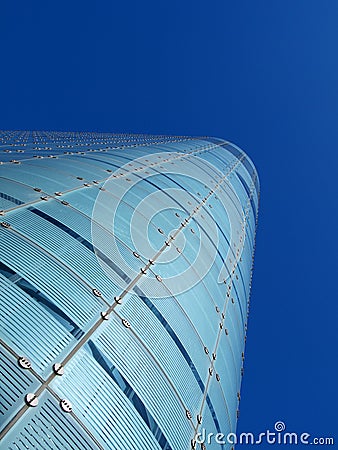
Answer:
top-left (1, 0), bottom-right (337, 446)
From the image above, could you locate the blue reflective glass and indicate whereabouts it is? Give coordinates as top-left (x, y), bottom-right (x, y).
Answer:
top-left (0, 132), bottom-right (259, 450)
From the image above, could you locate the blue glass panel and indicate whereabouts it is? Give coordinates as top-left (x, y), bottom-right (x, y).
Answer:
top-left (0, 391), bottom-right (101, 450)
top-left (0, 228), bottom-right (105, 330)
top-left (0, 272), bottom-right (76, 376)
top-left (0, 344), bottom-right (41, 433)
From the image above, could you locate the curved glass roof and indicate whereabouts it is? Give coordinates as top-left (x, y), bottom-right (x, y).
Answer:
top-left (0, 131), bottom-right (259, 450)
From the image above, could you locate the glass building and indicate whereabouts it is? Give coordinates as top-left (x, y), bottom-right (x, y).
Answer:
top-left (0, 130), bottom-right (259, 450)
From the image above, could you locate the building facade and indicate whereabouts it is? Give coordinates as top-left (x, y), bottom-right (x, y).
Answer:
top-left (0, 131), bottom-right (259, 450)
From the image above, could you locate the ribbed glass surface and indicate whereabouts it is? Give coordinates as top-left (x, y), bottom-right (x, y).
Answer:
top-left (0, 130), bottom-right (259, 450)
